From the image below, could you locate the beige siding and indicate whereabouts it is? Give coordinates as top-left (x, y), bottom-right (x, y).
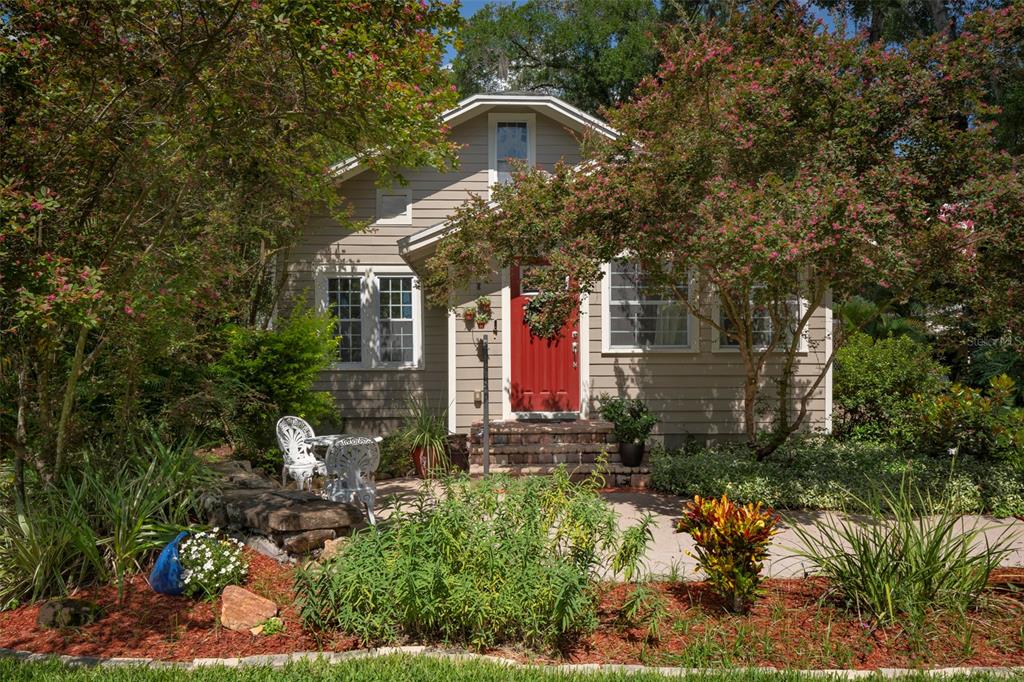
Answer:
top-left (282, 106), bottom-right (583, 435)
top-left (586, 288), bottom-right (829, 447)
top-left (452, 273), bottom-right (504, 433)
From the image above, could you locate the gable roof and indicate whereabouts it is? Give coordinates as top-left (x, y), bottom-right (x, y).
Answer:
top-left (330, 93), bottom-right (618, 183)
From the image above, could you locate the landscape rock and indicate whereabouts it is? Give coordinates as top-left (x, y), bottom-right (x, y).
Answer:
top-left (219, 586), bottom-right (278, 632)
top-left (243, 535), bottom-right (289, 562)
top-left (281, 528), bottom-right (335, 554)
top-left (319, 536), bottom-right (349, 561)
top-left (36, 599), bottom-right (104, 629)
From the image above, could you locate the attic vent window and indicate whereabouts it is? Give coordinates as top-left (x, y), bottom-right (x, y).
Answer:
top-left (376, 188), bottom-right (412, 225)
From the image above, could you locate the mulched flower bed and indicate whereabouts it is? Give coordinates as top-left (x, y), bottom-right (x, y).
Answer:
top-left (2, 554), bottom-right (1022, 669)
top-left (0, 550), bottom-right (356, 662)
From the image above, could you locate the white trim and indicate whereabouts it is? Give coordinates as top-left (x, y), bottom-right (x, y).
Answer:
top-left (488, 113), bottom-right (536, 199)
top-left (500, 266), bottom-right (590, 421)
top-left (600, 260), bottom-right (697, 354)
top-left (329, 94), bottom-right (618, 183)
top-left (501, 268), bottom-right (513, 421)
top-left (514, 411), bottom-right (580, 421)
top-left (447, 306), bottom-right (458, 433)
top-left (579, 291), bottom-right (591, 419)
top-left (375, 187), bottom-right (412, 225)
top-left (314, 263), bottom-right (423, 371)
top-left (824, 288), bottom-right (834, 434)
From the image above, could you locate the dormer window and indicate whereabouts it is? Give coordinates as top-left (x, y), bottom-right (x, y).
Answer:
top-left (488, 113), bottom-right (536, 193)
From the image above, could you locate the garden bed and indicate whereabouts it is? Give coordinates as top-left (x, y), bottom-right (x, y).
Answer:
top-left (2, 553), bottom-right (1022, 669)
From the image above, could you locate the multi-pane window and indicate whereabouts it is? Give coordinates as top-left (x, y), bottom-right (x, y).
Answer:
top-left (607, 259), bottom-right (689, 349)
top-left (718, 286), bottom-right (798, 349)
top-left (323, 272), bottom-right (418, 368)
top-left (495, 121), bottom-right (529, 184)
top-left (327, 277), bottom-right (362, 363)
top-left (378, 276), bottom-right (415, 364)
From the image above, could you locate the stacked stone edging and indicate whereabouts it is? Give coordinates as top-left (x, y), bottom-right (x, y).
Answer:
top-left (2, 645), bottom-right (1022, 678)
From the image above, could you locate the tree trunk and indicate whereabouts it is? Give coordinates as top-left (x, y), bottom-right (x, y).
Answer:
top-left (54, 325), bottom-right (89, 478)
top-left (927, 0), bottom-right (954, 39)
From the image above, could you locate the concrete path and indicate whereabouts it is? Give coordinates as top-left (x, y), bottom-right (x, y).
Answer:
top-left (377, 478), bottom-right (1024, 580)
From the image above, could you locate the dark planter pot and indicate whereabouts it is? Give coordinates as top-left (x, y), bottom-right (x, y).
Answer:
top-left (618, 442), bottom-right (645, 467)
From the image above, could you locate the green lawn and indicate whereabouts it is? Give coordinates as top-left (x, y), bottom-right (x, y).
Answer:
top-left (0, 655), bottom-right (1017, 681)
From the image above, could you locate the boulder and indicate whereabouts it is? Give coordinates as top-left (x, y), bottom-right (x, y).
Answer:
top-left (281, 528), bottom-right (334, 554)
top-left (36, 599), bottom-right (103, 629)
top-left (219, 586), bottom-right (278, 632)
top-left (319, 536), bottom-right (349, 562)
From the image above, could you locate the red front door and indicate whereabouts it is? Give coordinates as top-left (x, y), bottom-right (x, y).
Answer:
top-left (509, 265), bottom-right (580, 413)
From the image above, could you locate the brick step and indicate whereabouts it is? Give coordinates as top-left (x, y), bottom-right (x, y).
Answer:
top-left (471, 453), bottom-right (602, 466)
top-left (468, 463), bottom-right (651, 489)
top-left (468, 443), bottom-right (618, 456)
top-left (469, 420), bottom-right (614, 445)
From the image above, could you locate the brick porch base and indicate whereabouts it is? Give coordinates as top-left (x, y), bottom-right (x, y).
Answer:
top-left (466, 420), bottom-right (650, 488)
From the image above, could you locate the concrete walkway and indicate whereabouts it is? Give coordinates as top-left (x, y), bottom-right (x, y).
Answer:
top-left (376, 478), bottom-right (1024, 579)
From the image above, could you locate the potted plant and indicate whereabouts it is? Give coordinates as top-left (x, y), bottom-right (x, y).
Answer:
top-left (399, 398), bottom-right (451, 478)
top-left (475, 309), bottom-right (491, 329)
top-left (599, 396), bottom-right (658, 467)
top-left (462, 307), bottom-right (476, 324)
top-left (475, 295), bottom-right (491, 314)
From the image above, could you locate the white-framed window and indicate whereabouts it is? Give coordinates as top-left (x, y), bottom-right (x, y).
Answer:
top-left (315, 265), bottom-right (423, 370)
top-left (488, 113), bottom-right (536, 192)
top-left (375, 187), bottom-right (412, 225)
top-left (601, 259), bottom-right (695, 353)
top-left (713, 284), bottom-right (806, 352)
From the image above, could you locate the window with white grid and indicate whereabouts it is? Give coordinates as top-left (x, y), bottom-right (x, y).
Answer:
top-left (326, 277), bottom-right (362, 364)
top-left (607, 259), bottom-right (690, 350)
top-left (718, 285), bottom-right (799, 349)
top-left (377, 276), bottom-right (415, 364)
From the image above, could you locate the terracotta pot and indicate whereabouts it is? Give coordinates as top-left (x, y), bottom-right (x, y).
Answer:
top-left (619, 442), bottom-right (645, 467)
top-left (477, 300), bottom-right (491, 313)
top-left (411, 445), bottom-right (450, 478)
top-left (476, 318), bottom-right (488, 329)
top-left (463, 309), bottom-right (476, 323)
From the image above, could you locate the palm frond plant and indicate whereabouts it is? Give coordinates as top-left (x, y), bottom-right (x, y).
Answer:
top-left (399, 398), bottom-right (450, 478)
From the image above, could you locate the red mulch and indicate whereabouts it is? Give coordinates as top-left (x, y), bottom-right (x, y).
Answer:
top-left (554, 570), bottom-right (1024, 670)
top-left (0, 550), bottom-right (356, 662)
top-left (2, 557), bottom-right (1023, 668)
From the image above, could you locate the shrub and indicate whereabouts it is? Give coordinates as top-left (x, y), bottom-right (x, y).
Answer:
top-left (179, 530), bottom-right (248, 598)
top-left (376, 434), bottom-right (414, 479)
top-left (648, 436), bottom-right (1024, 515)
top-left (911, 375), bottom-right (1024, 464)
top-left (599, 396), bottom-right (658, 444)
top-left (675, 495), bottom-right (779, 612)
top-left (210, 304), bottom-right (340, 453)
top-left (295, 469), bottom-right (651, 650)
top-left (0, 431), bottom-right (214, 605)
top-left (788, 479), bottom-right (1017, 631)
top-left (833, 331), bottom-right (946, 442)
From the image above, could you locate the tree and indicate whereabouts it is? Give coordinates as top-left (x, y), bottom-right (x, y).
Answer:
top-left (425, 1), bottom-right (1024, 458)
top-left (0, 0), bottom-right (461, 490)
top-left (451, 0), bottom-right (662, 112)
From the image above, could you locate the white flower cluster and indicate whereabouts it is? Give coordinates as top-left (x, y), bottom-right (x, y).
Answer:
top-left (178, 528), bottom-right (248, 598)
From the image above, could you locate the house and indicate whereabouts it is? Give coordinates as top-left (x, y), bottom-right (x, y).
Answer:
top-left (282, 93), bottom-right (833, 465)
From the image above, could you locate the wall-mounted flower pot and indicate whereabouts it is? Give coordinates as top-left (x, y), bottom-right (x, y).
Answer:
top-left (476, 319), bottom-right (487, 329)
top-left (463, 309), bottom-right (476, 324)
top-left (619, 442), bottom-right (645, 467)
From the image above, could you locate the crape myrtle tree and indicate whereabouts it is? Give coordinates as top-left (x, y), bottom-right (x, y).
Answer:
top-left (0, 0), bottom-right (461, 490)
top-left (424, 0), bottom-right (1024, 459)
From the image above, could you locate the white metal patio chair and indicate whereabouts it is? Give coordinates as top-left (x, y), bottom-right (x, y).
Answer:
top-left (323, 436), bottom-right (381, 525)
top-left (275, 416), bottom-right (327, 490)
